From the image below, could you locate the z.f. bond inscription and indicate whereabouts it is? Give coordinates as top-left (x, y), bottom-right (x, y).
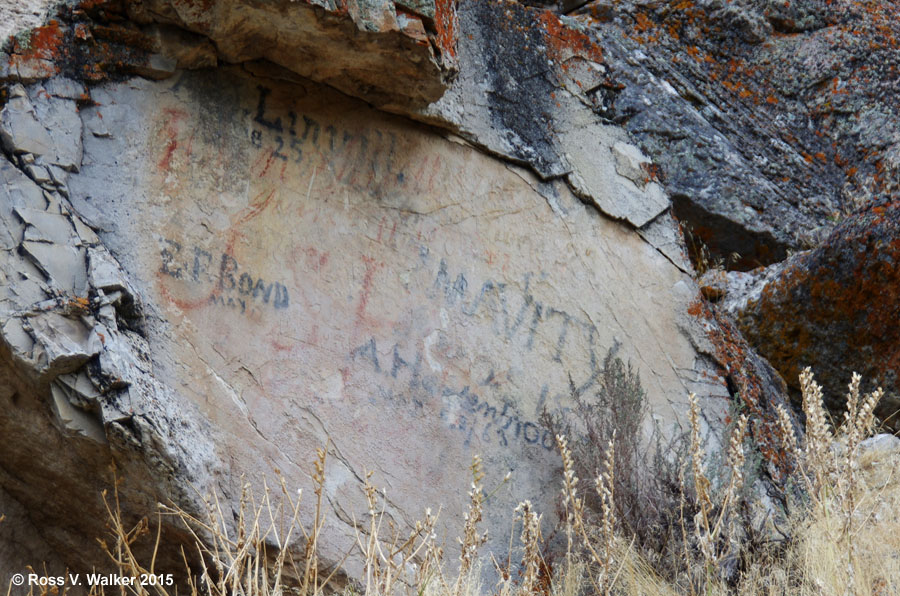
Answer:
top-left (159, 238), bottom-right (289, 314)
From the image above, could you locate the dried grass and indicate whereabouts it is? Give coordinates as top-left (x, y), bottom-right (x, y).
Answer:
top-left (10, 369), bottom-right (899, 596)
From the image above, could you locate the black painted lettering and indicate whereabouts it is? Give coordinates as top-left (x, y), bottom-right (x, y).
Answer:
top-left (483, 403), bottom-right (497, 420)
top-left (351, 338), bottom-right (380, 372)
top-left (273, 136), bottom-right (287, 161)
top-left (526, 302), bottom-right (542, 350)
top-left (535, 384), bottom-right (549, 416)
top-left (253, 279), bottom-right (274, 303)
top-left (160, 239), bottom-right (183, 279)
top-left (548, 308), bottom-right (574, 363)
top-left (290, 137), bottom-right (303, 163)
top-left (192, 247), bottom-right (212, 282)
top-left (541, 430), bottom-right (555, 451)
top-left (481, 421), bottom-right (495, 444)
top-left (273, 283), bottom-right (290, 309)
top-left (391, 344), bottom-right (408, 378)
top-left (218, 254), bottom-right (238, 291)
top-left (302, 115), bottom-right (320, 144)
top-left (254, 86), bottom-right (283, 132)
top-left (325, 125), bottom-right (337, 152)
top-left (409, 350), bottom-right (423, 392)
top-left (502, 274), bottom-right (533, 340)
top-left (462, 280), bottom-right (498, 318)
top-left (497, 428), bottom-right (508, 447)
top-left (238, 272), bottom-right (254, 295)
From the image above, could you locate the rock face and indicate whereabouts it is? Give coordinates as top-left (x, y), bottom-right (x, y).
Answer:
top-left (421, 0), bottom-right (673, 231)
top-left (2, 0), bottom-right (456, 110)
top-left (566, 0), bottom-right (900, 270)
top-left (0, 0), bottom-right (753, 584)
top-left (737, 200), bottom-right (900, 429)
top-left (0, 0), bottom-right (56, 48)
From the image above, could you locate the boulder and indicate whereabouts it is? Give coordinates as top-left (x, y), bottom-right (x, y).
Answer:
top-left (737, 200), bottom-right (900, 429)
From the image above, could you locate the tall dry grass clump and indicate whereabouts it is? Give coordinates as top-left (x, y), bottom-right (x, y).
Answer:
top-left (11, 368), bottom-right (899, 596)
top-left (770, 367), bottom-right (893, 596)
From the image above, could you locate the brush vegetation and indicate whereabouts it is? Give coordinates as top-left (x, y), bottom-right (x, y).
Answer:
top-left (5, 366), bottom-right (900, 596)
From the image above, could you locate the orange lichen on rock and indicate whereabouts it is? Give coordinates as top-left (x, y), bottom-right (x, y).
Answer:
top-left (739, 200), bottom-right (900, 428)
top-left (539, 11), bottom-right (603, 64)
top-left (434, 0), bottom-right (458, 61)
top-left (687, 295), bottom-right (796, 482)
top-left (8, 20), bottom-right (65, 78)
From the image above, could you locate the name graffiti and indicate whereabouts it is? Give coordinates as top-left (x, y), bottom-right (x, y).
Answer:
top-left (159, 238), bottom-right (289, 313)
top-left (346, 259), bottom-right (614, 454)
top-left (351, 337), bottom-right (556, 453)
top-left (249, 85), bottom-right (444, 197)
top-left (429, 258), bottom-right (604, 395)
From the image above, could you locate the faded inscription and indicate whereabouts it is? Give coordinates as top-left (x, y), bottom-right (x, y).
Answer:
top-left (347, 258), bottom-right (610, 454)
top-left (159, 238), bottom-right (289, 314)
top-left (249, 85), bottom-right (444, 198)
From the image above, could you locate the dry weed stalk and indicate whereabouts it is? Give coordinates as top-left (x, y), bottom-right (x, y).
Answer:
top-left (23, 367), bottom-right (899, 596)
top-left (594, 432), bottom-right (616, 595)
top-left (96, 449), bottom-right (339, 596)
top-left (447, 455), bottom-right (488, 596)
top-left (514, 501), bottom-right (543, 595)
top-left (357, 470), bottom-right (440, 596)
top-left (458, 456), bottom-right (487, 579)
top-left (555, 433), bottom-right (619, 596)
top-left (687, 393), bottom-right (748, 577)
top-left (794, 368), bottom-right (884, 596)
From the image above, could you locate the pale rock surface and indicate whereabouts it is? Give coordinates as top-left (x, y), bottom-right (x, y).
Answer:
top-left (0, 65), bottom-right (731, 581)
top-left (0, 0), bottom-right (764, 585)
top-left (419, 0), bottom-right (672, 231)
top-left (0, 0), bottom-right (57, 47)
top-left (0, 80), bottom-right (220, 582)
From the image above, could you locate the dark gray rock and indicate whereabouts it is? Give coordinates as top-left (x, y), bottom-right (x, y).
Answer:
top-left (566, 0), bottom-right (899, 269)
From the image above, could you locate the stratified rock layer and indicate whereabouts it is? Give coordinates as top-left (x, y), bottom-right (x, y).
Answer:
top-left (569, 0), bottom-right (900, 269)
top-left (127, 0), bottom-right (458, 110)
top-left (2, 0), bottom-right (456, 111)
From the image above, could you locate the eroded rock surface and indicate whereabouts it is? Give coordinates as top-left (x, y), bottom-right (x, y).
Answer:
top-left (64, 65), bottom-right (730, 570)
top-left (125, 0), bottom-right (458, 110)
top-left (2, 0), bottom-right (456, 111)
top-left (0, 78), bottom-right (220, 583)
top-left (421, 0), bottom-right (673, 232)
top-left (0, 65), bottom-right (736, 590)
